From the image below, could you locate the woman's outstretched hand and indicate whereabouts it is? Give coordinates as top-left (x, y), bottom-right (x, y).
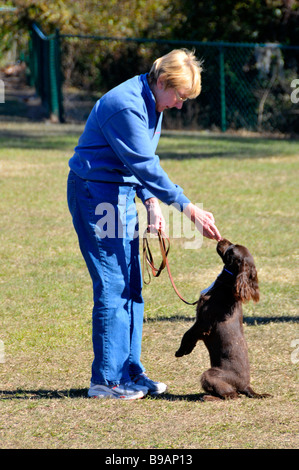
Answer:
top-left (183, 203), bottom-right (222, 241)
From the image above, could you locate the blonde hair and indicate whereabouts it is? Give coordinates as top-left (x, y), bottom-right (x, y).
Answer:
top-left (148, 49), bottom-right (203, 99)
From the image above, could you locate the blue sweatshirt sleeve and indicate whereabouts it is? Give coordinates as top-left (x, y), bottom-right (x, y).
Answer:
top-left (99, 107), bottom-right (190, 210)
top-left (135, 185), bottom-right (156, 204)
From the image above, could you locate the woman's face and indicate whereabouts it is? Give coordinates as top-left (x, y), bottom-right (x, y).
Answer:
top-left (153, 76), bottom-right (188, 113)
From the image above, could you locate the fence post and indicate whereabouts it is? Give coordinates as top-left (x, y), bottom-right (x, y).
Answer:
top-left (28, 23), bottom-right (64, 122)
top-left (219, 45), bottom-right (226, 132)
top-left (48, 29), bottom-right (64, 122)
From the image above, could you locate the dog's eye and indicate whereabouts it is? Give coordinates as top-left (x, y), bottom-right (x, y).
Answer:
top-left (224, 246), bottom-right (235, 261)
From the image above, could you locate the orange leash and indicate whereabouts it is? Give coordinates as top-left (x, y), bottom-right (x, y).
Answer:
top-left (142, 229), bottom-right (198, 306)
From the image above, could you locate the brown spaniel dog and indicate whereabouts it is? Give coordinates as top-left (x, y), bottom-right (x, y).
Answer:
top-left (175, 239), bottom-right (271, 401)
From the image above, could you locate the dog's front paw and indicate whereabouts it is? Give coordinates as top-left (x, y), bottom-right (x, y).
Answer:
top-left (175, 348), bottom-right (184, 357)
top-left (175, 342), bottom-right (196, 357)
top-left (175, 328), bottom-right (198, 357)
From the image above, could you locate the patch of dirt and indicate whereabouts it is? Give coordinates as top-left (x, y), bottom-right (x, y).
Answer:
top-left (0, 62), bottom-right (97, 123)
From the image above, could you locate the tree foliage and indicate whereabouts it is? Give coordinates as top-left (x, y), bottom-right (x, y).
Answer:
top-left (1, 0), bottom-right (298, 45)
top-left (172, 0), bottom-right (298, 45)
top-left (1, 0), bottom-right (182, 41)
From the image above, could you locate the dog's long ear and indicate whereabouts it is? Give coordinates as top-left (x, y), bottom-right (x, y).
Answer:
top-left (234, 260), bottom-right (259, 303)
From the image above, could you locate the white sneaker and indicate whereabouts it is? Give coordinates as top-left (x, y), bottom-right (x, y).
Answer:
top-left (133, 373), bottom-right (167, 396)
top-left (88, 381), bottom-right (148, 400)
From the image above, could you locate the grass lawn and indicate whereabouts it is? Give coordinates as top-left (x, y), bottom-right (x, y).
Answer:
top-left (0, 122), bottom-right (298, 449)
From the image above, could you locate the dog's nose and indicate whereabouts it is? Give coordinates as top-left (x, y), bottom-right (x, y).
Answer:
top-left (217, 238), bottom-right (232, 255)
top-left (217, 238), bottom-right (231, 248)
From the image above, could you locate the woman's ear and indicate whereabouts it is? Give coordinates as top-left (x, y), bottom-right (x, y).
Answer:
top-left (156, 75), bottom-right (166, 90)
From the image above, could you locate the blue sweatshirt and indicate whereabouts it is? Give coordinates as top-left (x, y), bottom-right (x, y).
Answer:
top-left (69, 73), bottom-right (190, 210)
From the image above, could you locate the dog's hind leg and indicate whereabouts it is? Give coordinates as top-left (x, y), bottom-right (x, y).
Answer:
top-left (241, 386), bottom-right (272, 399)
top-left (201, 368), bottom-right (239, 400)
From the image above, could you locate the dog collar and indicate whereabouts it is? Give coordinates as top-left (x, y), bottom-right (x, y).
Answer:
top-left (224, 268), bottom-right (234, 276)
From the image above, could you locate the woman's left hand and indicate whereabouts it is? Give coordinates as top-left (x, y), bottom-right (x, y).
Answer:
top-left (144, 197), bottom-right (166, 234)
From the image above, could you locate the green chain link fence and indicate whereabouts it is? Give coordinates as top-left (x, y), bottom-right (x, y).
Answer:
top-left (28, 23), bottom-right (299, 133)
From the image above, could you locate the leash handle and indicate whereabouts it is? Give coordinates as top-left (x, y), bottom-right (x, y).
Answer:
top-left (142, 229), bottom-right (198, 306)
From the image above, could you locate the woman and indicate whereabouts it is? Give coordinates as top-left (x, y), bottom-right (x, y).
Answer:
top-left (67, 49), bottom-right (221, 400)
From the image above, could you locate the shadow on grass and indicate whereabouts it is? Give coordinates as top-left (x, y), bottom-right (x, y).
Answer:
top-left (150, 393), bottom-right (206, 402)
top-left (0, 127), bottom-right (297, 156)
top-left (0, 389), bottom-right (88, 400)
top-left (0, 388), bottom-right (206, 402)
top-left (2, 389), bottom-right (271, 402)
top-left (0, 128), bottom-right (80, 151)
top-left (157, 132), bottom-right (299, 160)
top-left (145, 315), bottom-right (299, 325)
top-left (244, 316), bottom-right (299, 325)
